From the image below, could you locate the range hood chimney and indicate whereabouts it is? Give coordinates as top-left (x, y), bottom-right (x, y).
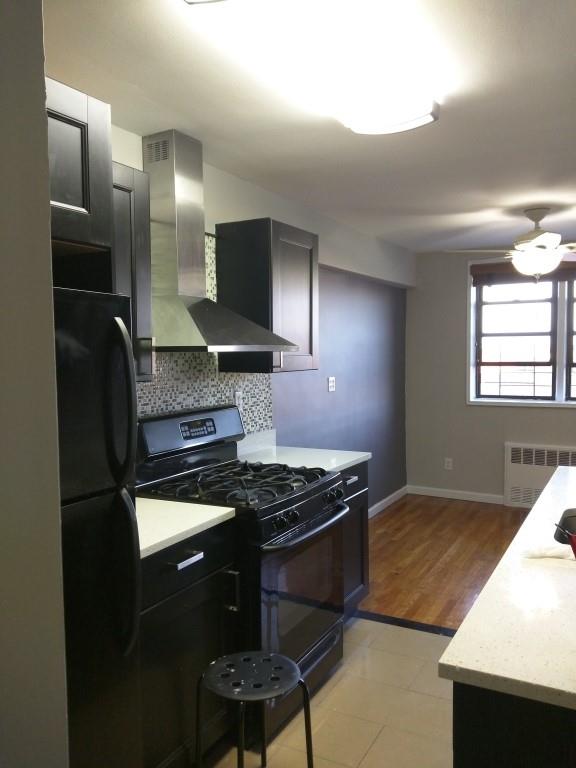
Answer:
top-left (142, 130), bottom-right (298, 352)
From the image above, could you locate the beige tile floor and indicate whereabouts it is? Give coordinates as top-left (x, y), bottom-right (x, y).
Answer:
top-left (210, 618), bottom-right (453, 768)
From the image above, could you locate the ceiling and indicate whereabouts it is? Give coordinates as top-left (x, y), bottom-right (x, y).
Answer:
top-left (43, 0), bottom-right (576, 253)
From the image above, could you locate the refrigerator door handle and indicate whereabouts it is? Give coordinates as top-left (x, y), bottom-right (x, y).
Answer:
top-left (113, 316), bottom-right (138, 487)
top-left (119, 487), bottom-right (141, 657)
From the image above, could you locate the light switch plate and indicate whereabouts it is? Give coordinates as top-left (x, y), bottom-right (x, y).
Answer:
top-left (328, 376), bottom-right (336, 392)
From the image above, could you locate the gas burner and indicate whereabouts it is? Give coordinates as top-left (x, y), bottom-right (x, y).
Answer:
top-left (225, 487), bottom-right (279, 505)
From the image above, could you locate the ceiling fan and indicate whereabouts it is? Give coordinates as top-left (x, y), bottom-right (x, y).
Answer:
top-left (458, 208), bottom-right (576, 278)
top-left (506, 207), bottom-right (576, 277)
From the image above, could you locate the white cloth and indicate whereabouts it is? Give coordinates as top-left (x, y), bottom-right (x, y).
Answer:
top-left (521, 543), bottom-right (574, 559)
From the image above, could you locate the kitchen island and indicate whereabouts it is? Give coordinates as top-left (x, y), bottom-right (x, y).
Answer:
top-left (439, 467), bottom-right (576, 766)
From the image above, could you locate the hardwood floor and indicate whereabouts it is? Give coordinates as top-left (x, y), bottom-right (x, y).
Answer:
top-left (359, 494), bottom-right (528, 630)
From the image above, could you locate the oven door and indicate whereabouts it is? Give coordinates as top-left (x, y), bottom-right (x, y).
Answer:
top-left (259, 502), bottom-right (348, 661)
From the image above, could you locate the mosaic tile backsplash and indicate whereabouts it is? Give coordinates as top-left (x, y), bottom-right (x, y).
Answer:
top-left (136, 235), bottom-right (273, 434)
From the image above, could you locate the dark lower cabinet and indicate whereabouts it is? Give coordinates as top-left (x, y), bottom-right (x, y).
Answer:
top-left (453, 682), bottom-right (576, 767)
top-left (112, 162), bottom-right (153, 380)
top-left (139, 523), bottom-right (240, 768)
top-left (342, 462), bottom-right (369, 616)
top-left (216, 218), bottom-right (319, 373)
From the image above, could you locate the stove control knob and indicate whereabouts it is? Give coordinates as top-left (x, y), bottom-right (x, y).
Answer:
top-left (335, 487), bottom-right (345, 500)
top-left (324, 490), bottom-right (337, 504)
top-left (274, 515), bottom-right (288, 531)
top-left (287, 509), bottom-right (300, 524)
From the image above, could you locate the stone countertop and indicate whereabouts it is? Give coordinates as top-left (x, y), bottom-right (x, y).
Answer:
top-left (439, 466), bottom-right (576, 710)
top-left (136, 497), bottom-right (235, 558)
top-left (239, 445), bottom-right (372, 473)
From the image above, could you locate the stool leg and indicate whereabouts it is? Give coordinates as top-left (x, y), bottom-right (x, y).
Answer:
top-left (298, 679), bottom-right (314, 768)
top-left (195, 676), bottom-right (204, 768)
top-left (261, 701), bottom-right (268, 767)
top-left (237, 701), bottom-right (246, 768)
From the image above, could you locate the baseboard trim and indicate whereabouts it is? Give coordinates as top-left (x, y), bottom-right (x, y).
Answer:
top-left (406, 484), bottom-right (505, 505)
top-left (368, 485), bottom-right (408, 518)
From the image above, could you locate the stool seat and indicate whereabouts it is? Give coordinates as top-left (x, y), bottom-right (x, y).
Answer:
top-left (196, 650), bottom-right (314, 768)
top-left (203, 651), bottom-right (300, 702)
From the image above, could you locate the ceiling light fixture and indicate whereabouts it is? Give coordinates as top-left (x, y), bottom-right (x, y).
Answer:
top-left (183, 1), bottom-right (228, 5)
top-left (508, 208), bottom-right (564, 278)
top-left (184, 0), bottom-right (460, 135)
top-left (339, 101), bottom-right (439, 135)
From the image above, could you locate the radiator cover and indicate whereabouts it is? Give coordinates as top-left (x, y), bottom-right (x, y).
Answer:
top-left (504, 442), bottom-right (576, 507)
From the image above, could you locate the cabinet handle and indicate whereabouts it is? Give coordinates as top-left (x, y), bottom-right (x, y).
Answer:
top-left (167, 551), bottom-right (204, 571)
top-left (223, 569), bottom-right (241, 612)
top-left (344, 475), bottom-right (359, 486)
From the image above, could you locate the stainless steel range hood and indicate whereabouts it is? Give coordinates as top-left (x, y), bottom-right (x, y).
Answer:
top-left (142, 130), bottom-right (298, 352)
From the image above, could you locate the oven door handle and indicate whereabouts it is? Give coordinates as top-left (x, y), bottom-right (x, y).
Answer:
top-left (260, 502), bottom-right (349, 552)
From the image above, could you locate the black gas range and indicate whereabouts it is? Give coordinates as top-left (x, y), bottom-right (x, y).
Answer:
top-left (136, 405), bottom-right (348, 735)
top-left (136, 406), bottom-right (346, 542)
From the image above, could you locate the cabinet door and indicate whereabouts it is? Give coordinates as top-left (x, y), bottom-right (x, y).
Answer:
top-left (342, 462), bottom-right (370, 616)
top-left (140, 567), bottom-right (239, 768)
top-left (113, 162), bottom-right (153, 380)
top-left (46, 78), bottom-right (113, 248)
top-left (271, 221), bottom-right (319, 372)
top-left (216, 218), bottom-right (319, 373)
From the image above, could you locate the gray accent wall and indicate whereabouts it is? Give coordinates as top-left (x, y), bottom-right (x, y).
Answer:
top-left (272, 267), bottom-right (407, 507)
top-left (0, 2), bottom-right (69, 765)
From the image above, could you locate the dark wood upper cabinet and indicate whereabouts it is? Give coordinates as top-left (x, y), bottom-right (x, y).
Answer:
top-left (46, 77), bottom-right (113, 249)
top-left (112, 162), bottom-right (153, 381)
top-left (216, 218), bottom-right (319, 373)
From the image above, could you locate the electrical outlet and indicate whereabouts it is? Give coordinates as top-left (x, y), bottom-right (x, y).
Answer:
top-left (234, 390), bottom-right (243, 412)
top-left (444, 457), bottom-right (453, 471)
top-left (328, 376), bottom-right (336, 392)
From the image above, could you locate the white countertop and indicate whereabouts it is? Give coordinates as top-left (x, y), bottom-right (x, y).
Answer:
top-left (240, 445), bottom-right (371, 473)
top-left (136, 497), bottom-right (235, 558)
top-left (439, 467), bottom-right (576, 710)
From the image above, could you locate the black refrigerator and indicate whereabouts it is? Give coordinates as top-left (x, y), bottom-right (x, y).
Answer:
top-left (54, 288), bottom-right (142, 768)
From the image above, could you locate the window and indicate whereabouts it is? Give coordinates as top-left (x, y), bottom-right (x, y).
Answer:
top-left (470, 263), bottom-right (576, 403)
top-left (568, 281), bottom-right (576, 398)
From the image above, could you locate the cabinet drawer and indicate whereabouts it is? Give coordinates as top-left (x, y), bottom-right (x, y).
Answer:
top-left (141, 520), bottom-right (236, 609)
top-left (341, 462), bottom-right (368, 500)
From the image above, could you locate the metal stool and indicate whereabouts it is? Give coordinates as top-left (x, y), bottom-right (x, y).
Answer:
top-left (195, 651), bottom-right (313, 768)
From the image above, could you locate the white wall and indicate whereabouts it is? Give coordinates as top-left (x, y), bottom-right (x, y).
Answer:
top-left (111, 128), bottom-right (415, 287)
top-left (0, 2), bottom-right (68, 766)
top-left (203, 164), bottom-right (415, 287)
top-left (111, 125), bottom-right (143, 171)
top-left (406, 251), bottom-right (576, 498)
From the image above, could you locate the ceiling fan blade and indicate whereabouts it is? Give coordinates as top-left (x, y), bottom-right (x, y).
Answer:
top-left (444, 248), bottom-right (510, 253)
top-left (515, 230), bottom-right (562, 250)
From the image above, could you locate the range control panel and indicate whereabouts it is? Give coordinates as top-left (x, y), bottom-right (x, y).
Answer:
top-left (180, 418), bottom-right (216, 440)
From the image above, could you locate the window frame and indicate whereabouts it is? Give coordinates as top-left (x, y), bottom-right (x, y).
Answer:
top-left (467, 260), bottom-right (576, 408)
top-left (474, 280), bottom-right (558, 401)
top-left (567, 280), bottom-right (576, 400)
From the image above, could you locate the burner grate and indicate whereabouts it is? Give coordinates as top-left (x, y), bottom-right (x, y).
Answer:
top-left (147, 460), bottom-right (328, 509)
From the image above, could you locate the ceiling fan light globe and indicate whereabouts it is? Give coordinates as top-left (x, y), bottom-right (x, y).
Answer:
top-left (511, 247), bottom-right (563, 277)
